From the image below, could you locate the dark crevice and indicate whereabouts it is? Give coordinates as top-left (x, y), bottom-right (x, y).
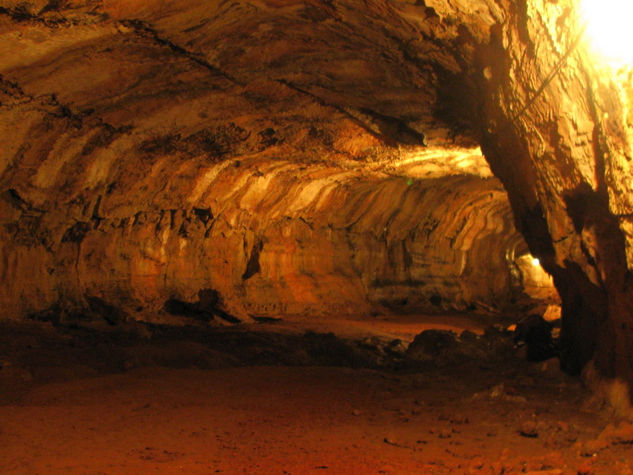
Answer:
top-left (276, 79), bottom-right (394, 146)
top-left (0, 4), bottom-right (105, 27)
top-left (61, 222), bottom-right (91, 244)
top-left (81, 124), bottom-right (133, 156)
top-left (242, 239), bottom-right (264, 281)
top-left (0, 74), bottom-right (32, 102)
top-left (193, 207), bottom-right (213, 225)
top-left (2, 73), bottom-right (133, 136)
top-left (119, 19), bottom-right (243, 87)
top-left (432, 64), bottom-right (479, 144)
top-left (40, 0), bottom-right (68, 15)
top-left (0, 6), bottom-right (38, 22)
top-left (563, 183), bottom-right (608, 234)
top-left (357, 107), bottom-right (426, 146)
top-left (552, 262), bottom-right (607, 376)
top-left (164, 289), bottom-right (241, 324)
top-left (86, 296), bottom-right (127, 326)
top-left (5, 188), bottom-right (36, 212)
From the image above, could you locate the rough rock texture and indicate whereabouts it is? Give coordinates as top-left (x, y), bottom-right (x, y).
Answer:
top-left (0, 1), bottom-right (631, 389)
top-left (0, 0), bottom-right (541, 324)
top-left (0, 134), bottom-right (529, 322)
top-left (459, 1), bottom-right (633, 386)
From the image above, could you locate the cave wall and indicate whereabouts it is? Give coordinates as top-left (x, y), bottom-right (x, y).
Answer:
top-left (469, 1), bottom-right (633, 382)
top-left (0, 149), bottom-right (526, 323)
top-left (3, 0), bottom-right (632, 389)
top-left (0, 0), bottom-right (546, 324)
top-left (412, 0), bottom-right (633, 382)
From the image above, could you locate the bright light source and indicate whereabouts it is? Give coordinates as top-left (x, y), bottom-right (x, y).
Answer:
top-left (580, 0), bottom-right (633, 65)
top-left (531, 257), bottom-right (541, 267)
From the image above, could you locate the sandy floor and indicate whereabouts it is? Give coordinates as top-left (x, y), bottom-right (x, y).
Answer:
top-left (0, 317), bottom-right (631, 474)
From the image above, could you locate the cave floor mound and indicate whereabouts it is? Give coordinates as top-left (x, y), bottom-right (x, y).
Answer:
top-left (0, 317), bottom-right (628, 474)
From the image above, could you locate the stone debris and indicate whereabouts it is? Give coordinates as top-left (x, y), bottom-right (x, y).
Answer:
top-left (598, 421), bottom-right (633, 444)
top-left (519, 420), bottom-right (539, 438)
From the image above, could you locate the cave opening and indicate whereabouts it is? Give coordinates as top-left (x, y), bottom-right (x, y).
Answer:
top-left (2, 0), bottom-right (633, 472)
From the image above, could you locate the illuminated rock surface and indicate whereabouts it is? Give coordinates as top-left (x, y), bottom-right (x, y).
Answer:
top-left (0, 0), bottom-right (632, 390)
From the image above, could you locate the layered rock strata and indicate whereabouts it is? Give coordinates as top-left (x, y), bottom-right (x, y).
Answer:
top-left (0, 0), bottom-right (544, 325)
top-left (2, 0), bottom-right (632, 391)
top-left (0, 145), bottom-right (533, 323)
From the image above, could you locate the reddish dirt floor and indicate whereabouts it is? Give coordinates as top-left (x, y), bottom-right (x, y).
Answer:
top-left (1, 316), bottom-right (632, 474)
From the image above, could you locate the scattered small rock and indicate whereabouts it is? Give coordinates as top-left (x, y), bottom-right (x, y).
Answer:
top-left (598, 421), bottom-right (633, 444)
top-left (451, 415), bottom-right (470, 424)
top-left (405, 329), bottom-right (457, 362)
top-left (383, 437), bottom-right (408, 448)
top-left (478, 383), bottom-right (527, 403)
top-left (556, 421), bottom-right (569, 432)
top-left (576, 462), bottom-right (595, 475)
top-left (469, 457), bottom-right (485, 470)
top-left (438, 428), bottom-right (452, 439)
top-left (490, 383), bottom-right (505, 399)
top-left (579, 438), bottom-right (609, 457)
top-left (520, 420), bottom-right (539, 438)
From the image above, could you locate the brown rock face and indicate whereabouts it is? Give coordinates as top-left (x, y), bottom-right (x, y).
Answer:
top-left (0, 1), bottom-right (631, 389)
top-left (463, 2), bottom-right (633, 384)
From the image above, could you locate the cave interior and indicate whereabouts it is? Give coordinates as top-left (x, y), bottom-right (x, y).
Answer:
top-left (2, 0), bottom-right (633, 472)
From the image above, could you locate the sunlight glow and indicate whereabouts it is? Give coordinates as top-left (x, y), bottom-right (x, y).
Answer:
top-left (580, 0), bottom-right (633, 65)
top-left (531, 257), bottom-right (541, 267)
